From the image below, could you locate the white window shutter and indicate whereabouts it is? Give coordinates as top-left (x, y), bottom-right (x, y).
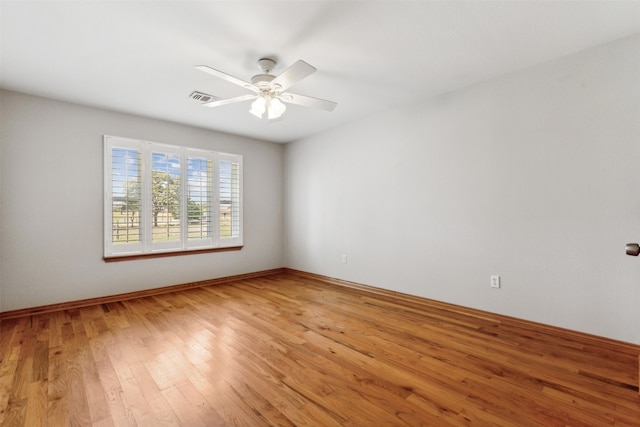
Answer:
top-left (104, 136), bottom-right (243, 258)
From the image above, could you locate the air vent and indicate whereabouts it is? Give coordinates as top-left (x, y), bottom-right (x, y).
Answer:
top-left (189, 91), bottom-right (219, 104)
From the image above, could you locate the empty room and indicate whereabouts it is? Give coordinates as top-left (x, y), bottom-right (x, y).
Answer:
top-left (1, 1), bottom-right (639, 425)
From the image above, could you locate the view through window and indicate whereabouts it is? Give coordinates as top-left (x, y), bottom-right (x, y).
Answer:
top-left (104, 136), bottom-right (242, 258)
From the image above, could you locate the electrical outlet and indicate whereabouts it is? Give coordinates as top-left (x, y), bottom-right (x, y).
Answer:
top-left (491, 275), bottom-right (501, 288)
top-left (341, 254), bottom-right (348, 264)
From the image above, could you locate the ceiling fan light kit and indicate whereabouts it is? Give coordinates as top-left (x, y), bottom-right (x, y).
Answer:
top-left (194, 58), bottom-right (336, 122)
top-left (249, 94), bottom-right (287, 121)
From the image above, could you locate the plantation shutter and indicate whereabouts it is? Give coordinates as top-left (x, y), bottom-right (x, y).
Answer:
top-left (149, 145), bottom-right (182, 252)
top-left (218, 153), bottom-right (243, 247)
top-left (105, 138), bottom-right (144, 255)
top-left (104, 136), bottom-right (243, 258)
top-left (186, 156), bottom-right (213, 248)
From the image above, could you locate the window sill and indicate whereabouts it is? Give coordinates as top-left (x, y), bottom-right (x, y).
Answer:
top-left (104, 246), bottom-right (243, 262)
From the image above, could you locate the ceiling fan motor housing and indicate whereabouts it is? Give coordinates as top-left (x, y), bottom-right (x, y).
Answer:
top-left (253, 58), bottom-right (278, 91)
top-left (251, 74), bottom-right (276, 88)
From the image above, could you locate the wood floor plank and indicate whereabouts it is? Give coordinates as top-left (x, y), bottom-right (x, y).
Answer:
top-left (24, 380), bottom-right (48, 427)
top-left (89, 338), bottom-right (132, 427)
top-left (65, 352), bottom-right (93, 426)
top-left (1, 271), bottom-right (639, 426)
top-left (161, 385), bottom-right (207, 427)
top-left (189, 369), bottom-right (269, 426)
top-left (47, 346), bottom-right (69, 427)
top-left (127, 362), bottom-right (181, 427)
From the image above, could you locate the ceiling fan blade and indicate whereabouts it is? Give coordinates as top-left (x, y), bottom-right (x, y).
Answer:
top-left (281, 92), bottom-right (337, 112)
top-left (271, 60), bottom-right (316, 91)
top-left (195, 65), bottom-right (259, 93)
top-left (202, 94), bottom-right (257, 108)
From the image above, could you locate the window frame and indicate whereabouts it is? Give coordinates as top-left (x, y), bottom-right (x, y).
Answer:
top-left (104, 135), bottom-right (243, 261)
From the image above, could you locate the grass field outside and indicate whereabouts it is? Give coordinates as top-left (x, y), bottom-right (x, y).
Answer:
top-left (112, 209), bottom-right (233, 244)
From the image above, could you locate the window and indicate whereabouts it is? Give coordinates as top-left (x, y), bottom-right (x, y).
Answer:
top-left (104, 136), bottom-right (242, 259)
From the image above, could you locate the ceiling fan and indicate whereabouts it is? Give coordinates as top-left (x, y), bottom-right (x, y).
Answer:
top-left (194, 58), bottom-right (337, 121)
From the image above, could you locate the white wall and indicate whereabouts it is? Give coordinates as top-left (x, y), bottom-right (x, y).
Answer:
top-left (0, 91), bottom-right (284, 311)
top-left (284, 35), bottom-right (640, 344)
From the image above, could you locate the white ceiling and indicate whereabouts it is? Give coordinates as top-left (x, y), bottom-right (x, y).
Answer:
top-left (1, 1), bottom-right (639, 143)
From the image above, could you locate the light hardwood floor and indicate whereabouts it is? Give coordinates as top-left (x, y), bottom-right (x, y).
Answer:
top-left (1, 271), bottom-right (639, 426)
